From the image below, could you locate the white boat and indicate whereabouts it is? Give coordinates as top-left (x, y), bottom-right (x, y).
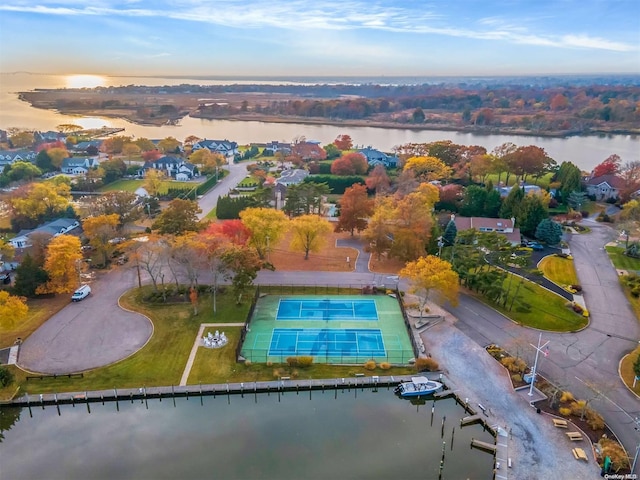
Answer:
top-left (394, 376), bottom-right (443, 397)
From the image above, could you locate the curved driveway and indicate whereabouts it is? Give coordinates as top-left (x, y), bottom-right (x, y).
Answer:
top-left (18, 265), bottom-right (153, 375)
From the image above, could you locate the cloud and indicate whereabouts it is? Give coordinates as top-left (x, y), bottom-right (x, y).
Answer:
top-left (1, 0), bottom-right (637, 52)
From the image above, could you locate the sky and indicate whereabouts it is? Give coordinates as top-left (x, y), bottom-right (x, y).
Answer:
top-left (0, 0), bottom-right (639, 77)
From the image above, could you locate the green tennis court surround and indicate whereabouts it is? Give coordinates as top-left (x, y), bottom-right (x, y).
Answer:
top-left (241, 294), bottom-right (415, 364)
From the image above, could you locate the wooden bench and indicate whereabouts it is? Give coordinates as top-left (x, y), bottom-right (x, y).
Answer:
top-left (566, 432), bottom-right (583, 441)
top-left (553, 418), bottom-right (568, 428)
top-left (572, 447), bottom-right (588, 461)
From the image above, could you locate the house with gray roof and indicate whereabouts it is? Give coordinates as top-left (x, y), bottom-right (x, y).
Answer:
top-left (192, 139), bottom-right (238, 160)
top-left (358, 147), bottom-right (398, 168)
top-left (71, 140), bottom-right (103, 153)
top-left (143, 156), bottom-right (198, 179)
top-left (61, 157), bottom-right (99, 174)
top-left (9, 218), bottom-right (80, 248)
top-left (0, 149), bottom-right (37, 174)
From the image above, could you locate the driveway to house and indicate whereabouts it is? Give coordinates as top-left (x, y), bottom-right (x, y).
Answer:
top-left (17, 265), bottom-right (153, 375)
top-left (196, 160), bottom-right (250, 219)
top-left (447, 222), bottom-right (640, 471)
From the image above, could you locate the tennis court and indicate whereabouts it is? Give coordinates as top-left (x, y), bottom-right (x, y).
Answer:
top-left (276, 299), bottom-right (378, 321)
top-left (241, 294), bottom-right (415, 364)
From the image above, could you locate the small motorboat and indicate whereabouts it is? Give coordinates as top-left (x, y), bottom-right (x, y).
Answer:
top-left (394, 376), bottom-right (443, 397)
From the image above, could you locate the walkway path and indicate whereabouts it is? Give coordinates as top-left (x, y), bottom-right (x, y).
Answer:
top-left (336, 235), bottom-right (371, 273)
top-left (180, 323), bottom-right (245, 386)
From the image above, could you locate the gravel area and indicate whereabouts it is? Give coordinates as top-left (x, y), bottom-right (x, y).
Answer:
top-left (418, 305), bottom-right (601, 479)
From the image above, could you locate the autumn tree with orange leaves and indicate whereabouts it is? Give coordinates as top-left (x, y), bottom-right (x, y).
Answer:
top-left (400, 255), bottom-right (459, 318)
top-left (37, 235), bottom-right (83, 294)
top-left (335, 184), bottom-right (373, 236)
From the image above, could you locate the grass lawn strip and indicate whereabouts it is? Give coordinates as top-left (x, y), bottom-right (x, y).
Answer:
top-left (620, 346), bottom-right (640, 396)
top-left (538, 255), bottom-right (579, 286)
top-left (468, 273), bottom-right (587, 332)
top-left (605, 245), bottom-right (640, 271)
top-left (99, 179), bottom-right (195, 194)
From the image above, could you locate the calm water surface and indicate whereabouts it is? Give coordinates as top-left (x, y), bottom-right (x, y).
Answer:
top-left (1, 73), bottom-right (637, 172)
top-left (0, 388), bottom-right (495, 480)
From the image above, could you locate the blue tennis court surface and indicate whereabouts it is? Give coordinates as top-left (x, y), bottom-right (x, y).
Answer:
top-left (269, 328), bottom-right (386, 357)
top-left (277, 299), bottom-right (378, 321)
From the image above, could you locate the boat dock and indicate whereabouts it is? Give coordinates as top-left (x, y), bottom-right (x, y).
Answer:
top-left (4, 375), bottom-right (408, 407)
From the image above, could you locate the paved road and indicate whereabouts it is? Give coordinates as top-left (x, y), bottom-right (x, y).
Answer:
top-left (448, 222), bottom-right (640, 473)
top-left (196, 160), bottom-right (250, 219)
top-left (18, 265), bottom-right (153, 374)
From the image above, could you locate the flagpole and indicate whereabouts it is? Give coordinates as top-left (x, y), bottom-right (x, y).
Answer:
top-left (529, 332), bottom-right (550, 397)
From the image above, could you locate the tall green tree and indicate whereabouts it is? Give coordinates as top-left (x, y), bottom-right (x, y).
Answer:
top-left (12, 254), bottom-right (49, 297)
top-left (499, 186), bottom-right (524, 219)
top-left (152, 199), bottom-right (202, 235)
top-left (442, 217), bottom-right (457, 246)
top-left (535, 219), bottom-right (563, 245)
top-left (518, 194), bottom-right (548, 237)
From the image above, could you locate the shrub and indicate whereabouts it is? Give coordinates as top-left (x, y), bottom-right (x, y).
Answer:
top-left (501, 356), bottom-right (526, 374)
top-left (379, 362), bottom-right (391, 370)
top-left (586, 409), bottom-right (605, 431)
top-left (572, 303), bottom-right (584, 314)
top-left (559, 407), bottom-right (572, 416)
top-left (364, 360), bottom-right (377, 370)
top-left (286, 357), bottom-right (298, 367)
top-left (571, 284), bottom-right (582, 292)
top-left (598, 438), bottom-right (629, 473)
top-left (415, 357), bottom-right (439, 372)
top-left (570, 400), bottom-right (586, 416)
top-left (560, 391), bottom-right (575, 403)
top-left (297, 356), bottom-right (314, 368)
top-left (511, 374), bottom-right (522, 383)
top-left (0, 366), bottom-right (14, 387)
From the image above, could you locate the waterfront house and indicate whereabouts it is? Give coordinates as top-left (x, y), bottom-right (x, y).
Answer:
top-left (585, 174), bottom-right (623, 201)
top-left (192, 139), bottom-right (238, 160)
top-left (358, 147), bottom-right (398, 168)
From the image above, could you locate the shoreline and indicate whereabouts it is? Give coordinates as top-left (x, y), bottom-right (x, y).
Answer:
top-left (22, 102), bottom-right (640, 139)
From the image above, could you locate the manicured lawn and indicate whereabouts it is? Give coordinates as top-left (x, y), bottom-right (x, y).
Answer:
top-left (605, 246), bottom-right (640, 271)
top-left (237, 175), bottom-right (260, 187)
top-left (617, 276), bottom-right (640, 321)
top-left (0, 287), bottom-right (413, 400)
top-left (538, 255), bottom-right (579, 286)
top-left (620, 346), bottom-right (640, 396)
top-left (469, 274), bottom-right (588, 332)
top-left (99, 179), bottom-right (142, 192)
top-left (204, 207), bottom-right (217, 219)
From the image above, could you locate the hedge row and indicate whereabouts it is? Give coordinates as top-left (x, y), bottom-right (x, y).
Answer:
top-left (303, 174), bottom-right (365, 194)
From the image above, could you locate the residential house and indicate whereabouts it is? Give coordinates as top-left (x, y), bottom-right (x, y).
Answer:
top-left (290, 142), bottom-right (326, 161)
top-left (358, 147), bottom-right (398, 168)
top-left (0, 149), bottom-right (37, 174)
top-left (34, 131), bottom-right (66, 143)
top-left (70, 140), bottom-right (103, 154)
top-left (452, 215), bottom-right (521, 245)
top-left (264, 141), bottom-right (291, 154)
top-left (61, 157), bottom-right (99, 174)
top-left (585, 174), bottom-right (623, 200)
top-left (192, 139), bottom-right (238, 160)
top-left (274, 169), bottom-right (309, 209)
top-left (143, 156), bottom-right (198, 179)
top-left (9, 218), bottom-right (80, 249)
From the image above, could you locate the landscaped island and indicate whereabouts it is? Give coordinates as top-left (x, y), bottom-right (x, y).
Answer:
top-left (19, 79), bottom-right (640, 136)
